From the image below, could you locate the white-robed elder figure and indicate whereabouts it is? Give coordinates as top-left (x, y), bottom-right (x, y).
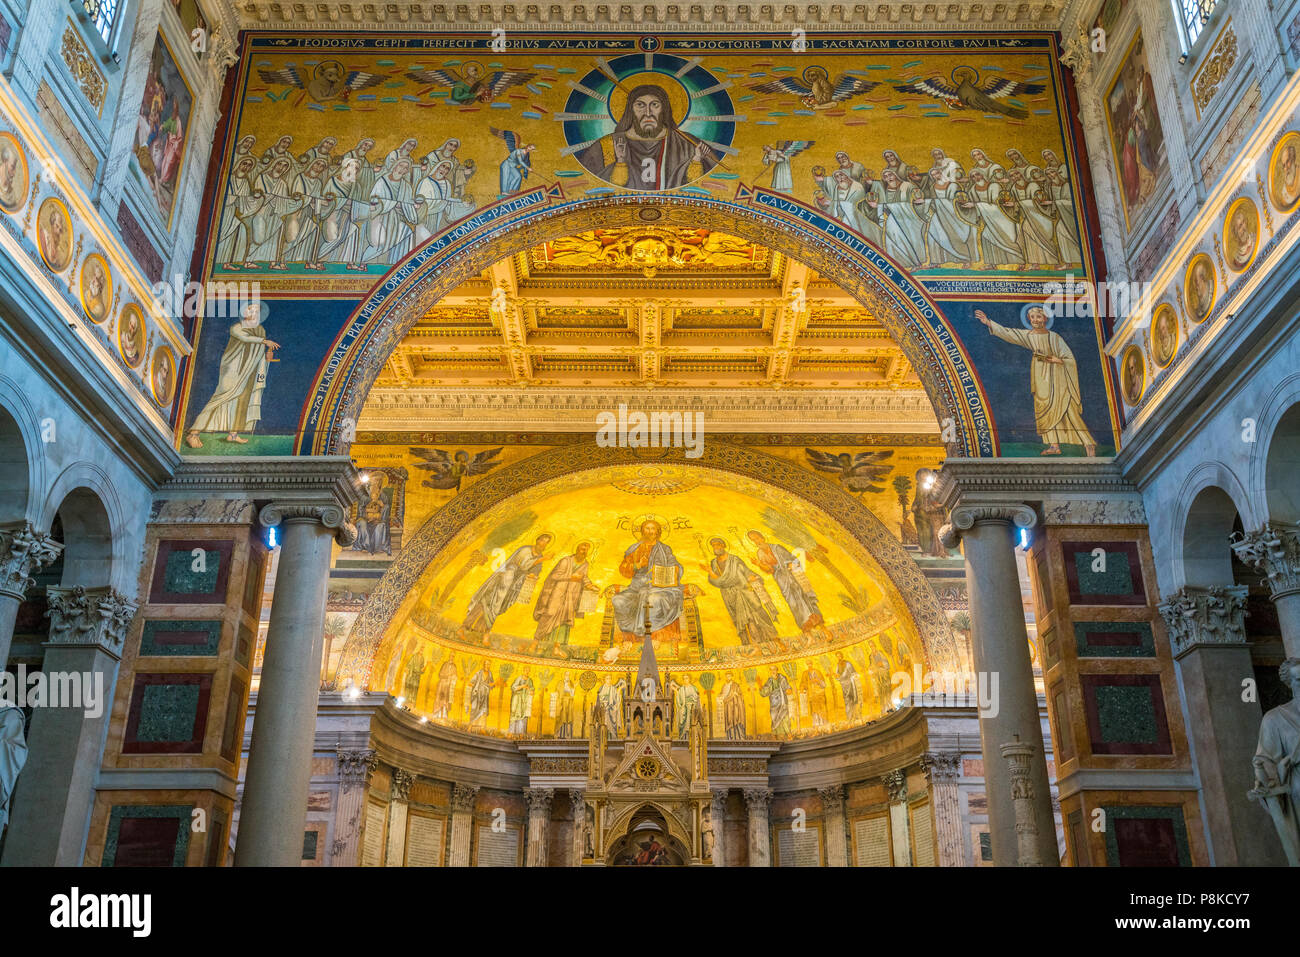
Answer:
top-left (863, 168), bottom-right (928, 270)
top-left (609, 519), bottom-right (685, 652)
top-left (976, 304), bottom-right (1097, 456)
top-left (462, 533), bottom-right (552, 637)
top-left (184, 301), bottom-right (279, 448)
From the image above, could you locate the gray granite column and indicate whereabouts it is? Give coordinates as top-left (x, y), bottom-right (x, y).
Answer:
top-left (922, 751), bottom-right (965, 867)
top-left (524, 787), bottom-right (552, 866)
top-left (709, 788), bottom-right (727, 866)
top-left (0, 522), bottom-right (62, 669)
top-left (448, 783), bottom-right (478, 866)
top-left (384, 768), bottom-right (414, 867)
top-left (941, 504), bottom-right (1057, 866)
top-left (1233, 523), bottom-right (1300, 657)
top-left (1160, 585), bottom-right (1285, 865)
top-left (744, 787), bottom-right (772, 866)
top-left (1, 585), bottom-right (136, 865)
top-left (819, 784), bottom-right (848, 867)
top-left (329, 748), bottom-right (375, 866)
top-left (235, 502), bottom-right (355, 867)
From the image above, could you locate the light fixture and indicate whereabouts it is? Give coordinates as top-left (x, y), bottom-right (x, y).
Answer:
top-left (267, 526), bottom-right (278, 548)
top-left (395, 695), bottom-right (406, 708)
top-left (1178, 52), bottom-right (1188, 64)
top-left (359, 473), bottom-right (370, 484)
top-left (1017, 527), bottom-right (1032, 550)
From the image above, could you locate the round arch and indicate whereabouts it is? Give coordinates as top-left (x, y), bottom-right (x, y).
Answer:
top-left (297, 190), bottom-right (994, 459)
top-left (603, 802), bottom-right (693, 866)
top-left (0, 373), bottom-right (47, 525)
top-left (1170, 461), bottom-right (1253, 592)
top-left (334, 440), bottom-right (958, 688)
top-left (40, 463), bottom-right (126, 593)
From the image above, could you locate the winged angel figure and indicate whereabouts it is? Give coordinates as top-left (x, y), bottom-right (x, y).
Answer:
top-left (256, 60), bottom-right (387, 102)
top-left (409, 447), bottom-right (504, 491)
top-left (804, 448), bottom-right (895, 494)
top-left (403, 62), bottom-right (536, 104)
top-left (750, 66), bottom-right (880, 109)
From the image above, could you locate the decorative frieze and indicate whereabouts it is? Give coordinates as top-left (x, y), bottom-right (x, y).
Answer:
top-left (1192, 25), bottom-right (1237, 118)
top-left (0, 522), bottom-right (63, 600)
top-left (1157, 585), bottom-right (1249, 658)
top-left (1231, 523), bottom-right (1300, 600)
top-left (45, 585), bottom-right (137, 655)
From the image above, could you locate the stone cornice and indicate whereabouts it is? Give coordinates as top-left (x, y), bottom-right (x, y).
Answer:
top-left (236, 2), bottom-right (1067, 32)
top-left (935, 457), bottom-right (1144, 519)
top-left (160, 456), bottom-right (362, 507)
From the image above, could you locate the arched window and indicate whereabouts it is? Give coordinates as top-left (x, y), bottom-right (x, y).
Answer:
top-left (1175, 0), bottom-right (1219, 49)
top-left (81, 0), bottom-right (121, 48)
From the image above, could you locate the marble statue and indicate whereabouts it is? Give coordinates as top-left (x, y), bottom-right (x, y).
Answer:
top-left (0, 706), bottom-right (28, 838)
top-left (1251, 658), bottom-right (1300, 865)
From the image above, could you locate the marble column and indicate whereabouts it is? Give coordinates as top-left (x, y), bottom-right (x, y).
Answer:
top-left (448, 783), bottom-right (479, 866)
top-left (0, 522), bottom-right (62, 670)
top-left (1232, 523), bottom-right (1300, 657)
top-left (1001, 740), bottom-right (1044, 866)
top-left (709, 789), bottom-right (727, 866)
top-left (385, 768), bottom-right (414, 867)
top-left (1, 585), bottom-right (136, 866)
top-left (1160, 585), bottom-right (1285, 865)
top-left (235, 502), bottom-right (355, 867)
top-left (568, 789), bottom-right (585, 866)
top-left (524, 787), bottom-right (553, 867)
top-left (329, 749), bottom-right (375, 866)
top-left (922, 751), bottom-right (965, 867)
top-left (819, 785), bottom-right (848, 867)
top-left (884, 769), bottom-right (912, 867)
top-left (743, 787), bottom-right (772, 867)
top-left (941, 504), bottom-right (1057, 866)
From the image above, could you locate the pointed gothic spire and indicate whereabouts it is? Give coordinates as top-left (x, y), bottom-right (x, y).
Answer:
top-left (635, 591), bottom-right (658, 698)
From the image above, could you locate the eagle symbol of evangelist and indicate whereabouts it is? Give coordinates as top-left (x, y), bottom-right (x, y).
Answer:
top-left (562, 54), bottom-right (739, 192)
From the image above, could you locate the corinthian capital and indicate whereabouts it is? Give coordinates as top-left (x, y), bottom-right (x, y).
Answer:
top-left (336, 749), bottom-right (376, 788)
top-left (939, 503), bottom-right (1037, 549)
top-left (0, 522), bottom-right (63, 600)
top-left (1157, 585), bottom-right (1249, 658)
top-left (452, 783), bottom-right (480, 811)
top-left (743, 787), bottom-right (773, 812)
top-left (1232, 523), bottom-right (1300, 600)
top-left (525, 787), bottom-right (554, 814)
top-left (45, 585), bottom-right (138, 655)
top-left (922, 751), bottom-right (962, 784)
top-left (259, 502), bottom-right (357, 547)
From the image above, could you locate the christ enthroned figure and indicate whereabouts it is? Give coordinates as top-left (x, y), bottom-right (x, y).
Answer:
top-left (577, 84), bottom-right (717, 191)
top-left (976, 306), bottom-right (1097, 457)
top-left (609, 519), bottom-right (684, 649)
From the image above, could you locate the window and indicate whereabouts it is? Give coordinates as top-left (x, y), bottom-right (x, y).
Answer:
top-left (1176, 0), bottom-right (1219, 48)
top-left (81, 0), bottom-right (120, 47)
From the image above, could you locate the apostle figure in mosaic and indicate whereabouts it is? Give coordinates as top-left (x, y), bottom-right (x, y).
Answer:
top-left (508, 666), bottom-right (534, 734)
top-left (836, 652), bottom-right (863, 721)
top-left (467, 662), bottom-right (493, 728)
top-left (673, 674), bottom-right (700, 739)
top-left (718, 671), bottom-right (746, 740)
top-left (747, 530), bottom-right (823, 631)
top-left (597, 674), bottom-right (625, 737)
top-left (365, 157), bottom-right (423, 264)
top-left (702, 537), bottom-right (779, 645)
top-left (463, 533), bottom-right (551, 636)
top-left (760, 668), bottom-right (793, 735)
top-left (554, 674), bottom-right (575, 738)
top-left (976, 304), bottom-right (1097, 456)
top-left (432, 656), bottom-right (458, 719)
top-left (403, 645), bottom-right (426, 703)
top-left (533, 541), bottom-right (598, 643)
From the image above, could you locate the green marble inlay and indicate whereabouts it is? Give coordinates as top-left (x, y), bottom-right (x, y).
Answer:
top-left (140, 620), bottom-right (222, 656)
top-left (1095, 684), bottom-right (1158, 743)
top-left (136, 683), bottom-right (201, 742)
top-left (163, 547), bottom-right (222, 595)
top-left (102, 805), bottom-right (193, 867)
top-left (1074, 621), bottom-right (1155, 658)
top-left (303, 830), bottom-right (318, 860)
top-left (978, 832), bottom-right (992, 861)
top-left (1101, 806), bottom-right (1191, 867)
top-left (1074, 549), bottom-right (1134, 595)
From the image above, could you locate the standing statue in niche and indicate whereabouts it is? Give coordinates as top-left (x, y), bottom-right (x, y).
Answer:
top-left (0, 706), bottom-right (28, 839)
top-left (1251, 658), bottom-right (1300, 865)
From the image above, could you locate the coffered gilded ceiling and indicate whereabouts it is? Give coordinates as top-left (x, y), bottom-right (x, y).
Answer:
top-left (359, 227), bottom-right (934, 433)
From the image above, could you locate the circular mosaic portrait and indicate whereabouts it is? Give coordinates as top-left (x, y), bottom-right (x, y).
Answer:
top-left (80, 253), bottom-right (112, 324)
top-left (0, 132), bottom-right (29, 215)
top-left (1223, 197), bottom-right (1260, 274)
top-left (150, 346), bottom-right (176, 406)
top-left (1150, 303), bottom-right (1179, 370)
top-left (1184, 253), bottom-right (1216, 323)
top-left (117, 303), bottom-right (145, 369)
top-left (1120, 345), bottom-right (1146, 407)
top-left (1268, 130), bottom-right (1300, 214)
top-left (36, 196), bottom-right (73, 273)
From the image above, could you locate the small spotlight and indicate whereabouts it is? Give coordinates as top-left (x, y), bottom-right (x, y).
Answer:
top-left (1017, 527), bottom-right (1032, 550)
top-left (1178, 53), bottom-right (1188, 64)
top-left (395, 695), bottom-right (406, 708)
top-left (359, 473), bottom-right (370, 484)
top-left (419, 715), bottom-right (428, 724)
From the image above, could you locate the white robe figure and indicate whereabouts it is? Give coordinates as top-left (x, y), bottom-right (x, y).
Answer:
top-left (187, 303), bottom-right (275, 437)
top-left (837, 658), bottom-right (863, 720)
top-left (926, 179), bottom-right (978, 266)
top-left (415, 171), bottom-right (475, 236)
top-left (508, 674), bottom-right (534, 734)
top-left (317, 171), bottom-right (363, 265)
top-left (763, 145), bottom-right (797, 193)
top-left (823, 173), bottom-right (870, 237)
top-left (464, 544), bottom-right (544, 633)
top-left (214, 171), bottom-right (261, 266)
top-left (1017, 176), bottom-right (1060, 268)
top-left (981, 315), bottom-right (1098, 452)
top-left (467, 667), bottom-right (493, 727)
top-left (245, 166), bottom-right (302, 263)
top-left (869, 179), bottom-right (928, 269)
top-left (597, 678), bottom-right (624, 736)
top-left (969, 181), bottom-right (1023, 267)
top-left (365, 173), bottom-right (422, 265)
top-left (281, 170), bottom-right (327, 264)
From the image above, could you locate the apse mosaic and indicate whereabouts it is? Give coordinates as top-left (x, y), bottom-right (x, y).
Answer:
top-left (365, 463), bottom-right (928, 739)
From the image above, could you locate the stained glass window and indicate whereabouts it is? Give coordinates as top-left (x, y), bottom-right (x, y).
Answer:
top-left (1177, 0), bottom-right (1219, 47)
